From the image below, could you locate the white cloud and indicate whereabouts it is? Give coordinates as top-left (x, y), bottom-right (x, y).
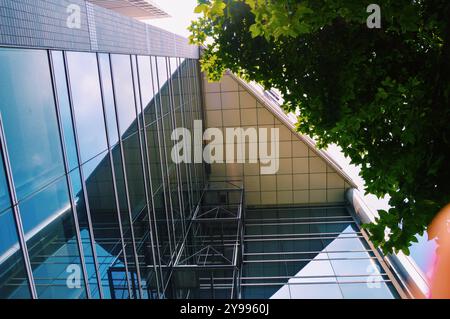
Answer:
top-left (144, 0), bottom-right (200, 38)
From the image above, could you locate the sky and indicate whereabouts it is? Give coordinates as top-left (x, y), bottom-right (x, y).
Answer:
top-left (144, 0), bottom-right (200, 38)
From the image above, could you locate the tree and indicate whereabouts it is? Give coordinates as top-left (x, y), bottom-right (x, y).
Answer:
top-left (189, 0), bottom-right (450, 255)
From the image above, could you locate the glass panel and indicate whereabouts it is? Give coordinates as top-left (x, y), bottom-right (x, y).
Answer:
top-left (153, 189), bottom-right (171, 280)
top-left (111, 144), bottom-right (140, 299)
top-left (98, 53), bottom-right (120, 147)
top-left (66, 51), bottom-right (108, 164)
top-left (132, 204), bottom-right (158, 298)
top-left (156, 57), bottom-right (171, 116)
top-left (123, 133), bottom-right (146, 219)
top-left (131, 56), bottom-right (143, 129)
top-left (69, 169), bottom-right (101, 298)
top-left (146, 122), bottom-right (163, 192)
top-left (110, 55), bottom-right (138, 139)
top-left (19, 177), bottom-right (86, 299)
top-left (0, 149), bottom-right (11, 212)
top-left (179, 58), bottom-right (196, 214)
top-left (82, 151), bottom-right (130, 299)
top-left (137, 56), bottom-right (156, 125)
top-left (51, 51), bottom-right (79, 172)
top-left (0, 209), bottom-right (31, 299)
top-left (169, 169), bottom-right (183, 247)
top-left (242, 206), bottom-right (398, 299)
top-left (339, 282), bottom-right (397, 299)
top-left (0, 48), bottom-right (65, 201)
top-left (169, 58), bottom-right (182, 108)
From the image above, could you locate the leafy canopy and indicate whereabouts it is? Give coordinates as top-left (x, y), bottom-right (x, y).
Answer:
top-left (189, 0), bottom-right (450, 255)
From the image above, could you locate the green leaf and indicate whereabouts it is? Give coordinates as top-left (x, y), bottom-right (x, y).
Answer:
top-left (210, 0), bottom-right (226, 16)
top-left (194, 3), bottom-right (209, 14)
top-left (249, 24), bottom-right (262, 37)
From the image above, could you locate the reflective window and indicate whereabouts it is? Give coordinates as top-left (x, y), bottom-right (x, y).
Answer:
top-left (156, 57), bottom-right (171, 116)
top-left (153, 189), bottom-right (171, 269)
top-left (137, 56), bottom-right (156, 125)
top-left (131, 56), bottom-right (142, 128)
top-left (0, 48), bottom-right (65, 200)
top-left (66, 52), bottom-right (108, 164)
top-left (0, 209), bottom-right (31, 299)
top-left (146, 122), bottom-right (163, 191)
top-left (0, 150), bottom-right (10, 212)
top-left (51, 51), bottom-right (79, 171)
top-left (110, 55), bottom-right (138, 139)
top-left (69, 169), bottom-right (101, 298)
top-left (179, 58), bottom-right (191, 107)
top-left (150, 57), bottom-right (161, 121)
top-left (123, 133), bottom-right (146, 219)
top-left (111, 144), bottom-right (140, 299)
top-left (19, 177), bottom-right (86, 299)
top-left (82, 151), bottom-right (130, 299)
top-left (98, 54), bottom-right (120, 147)
top-left (242, 207), bottom-right (398, 299)
top-left (169, 58), bottom-right (182, 108)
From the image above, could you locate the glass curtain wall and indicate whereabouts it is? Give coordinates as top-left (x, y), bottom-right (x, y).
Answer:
top-left (0, 47), bottom-right (205, 299)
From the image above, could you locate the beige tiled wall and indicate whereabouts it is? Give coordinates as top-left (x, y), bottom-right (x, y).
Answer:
top-left (203, 74), bottom-right (350, 206)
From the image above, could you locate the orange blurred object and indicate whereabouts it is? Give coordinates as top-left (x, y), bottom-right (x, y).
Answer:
top-left (428, 203), bottom-right (450, 298)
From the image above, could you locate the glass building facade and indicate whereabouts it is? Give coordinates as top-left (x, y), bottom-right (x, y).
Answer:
top-left (0, 48), bottom-right (407, 300)
top-left (0, 0), bottom-right (420, 300)
top-left (0, 47), bottom-right (205, 299)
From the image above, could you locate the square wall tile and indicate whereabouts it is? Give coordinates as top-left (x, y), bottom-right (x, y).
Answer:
top-left (243, 163), bottom-right (260, 176)
top-left (279, 141), bottom-right (292, 158)
top-left (220, 75), bottom-right (239, 92)
top-left (204, 93), bottom-right (221, 110)
top-left (260, 175), bottom-right (276, 191)
top-left (226, 163), bottom-right (243, 177)
top-left (276, 175), bottom-right (293, 191)
top-left (257, 108), bottom-right (275, 125)
top-left (221, 92), bottom-right (239, 109)
top-left (310, 173), bottom-right (327, 189)
top-left (309, 157), bottom-right (327, 173)
top-left (292, 140), bottom-right (309, 157)
top-left (293, 174), bottom-right (309, 190)
top-left (310, 189), bottom-right (327, 203)
top-left (277, 158), bottom-right (293, 174)
top-left (327, 189), bottom-right (345, 203)
top-left (210, 163), bottom-right (226, 177)
top-left (261, 191), bottom-right (277, 205)
top-left (206, 110), bottom-right (222, 127)
top-left (327, 173), bottom-right (345, 189)
top-left (293, 190), bottom-right (309, 204)
top-left (240, 108), bottom-right (258, 126)
top-left (293, 158), bottom-right (308, 174)
top-left (239, 91), bottom-right (257, 108)
top-left (278, 125), bottom-right (293, 141)
top-left (203, 78), bottom-right (221, 93)
top-left (277, 191), bottom-right (293, 204)
top-left (246, 191), bottom-right (261, 205)
top-left (222, 109), bottom-right (241, 127)
top-left (328, 166), bottom-right (337, 173)
top-left (244, 175), bottom-right (260, 191)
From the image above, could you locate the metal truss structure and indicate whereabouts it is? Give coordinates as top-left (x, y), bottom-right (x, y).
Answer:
top-left (172, 181), bottom-right (244, 299)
